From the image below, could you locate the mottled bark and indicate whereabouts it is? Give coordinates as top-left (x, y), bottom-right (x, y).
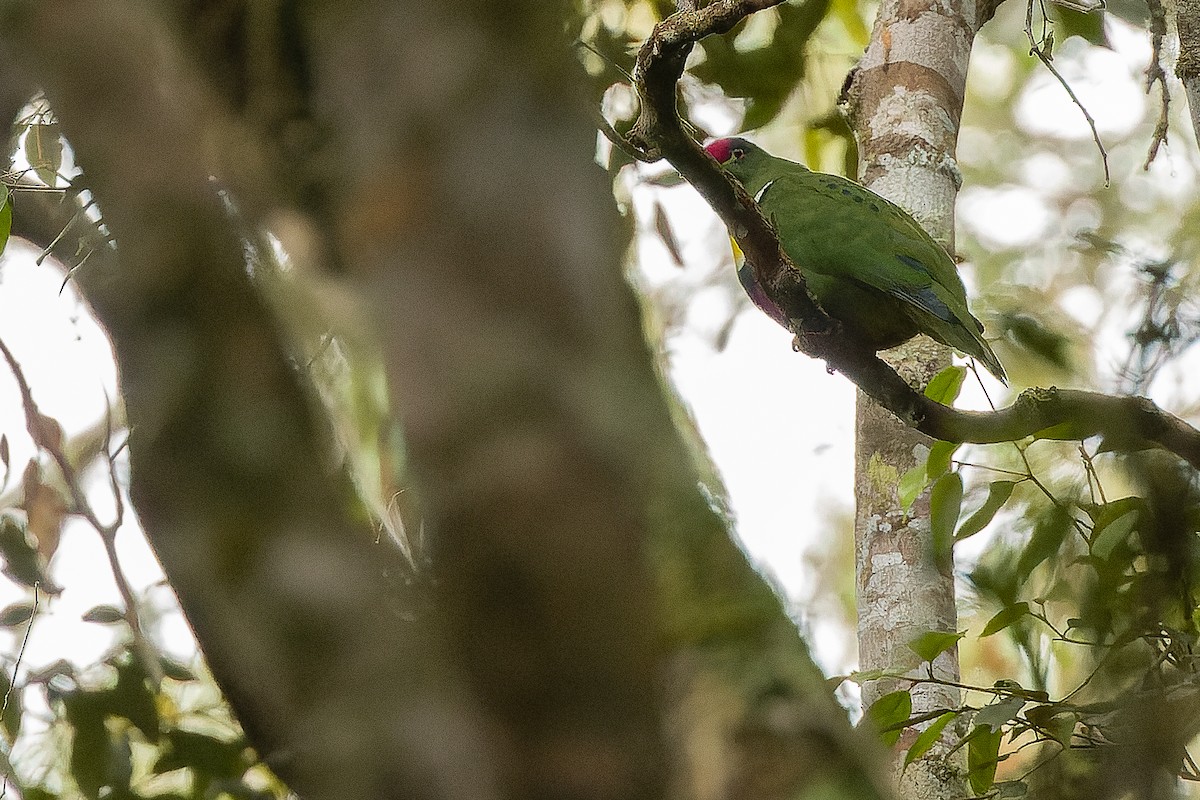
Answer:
top-left (844, 0), bottom-right (985, 794)
top-left (1177, 0), bottom-right (1200, 147)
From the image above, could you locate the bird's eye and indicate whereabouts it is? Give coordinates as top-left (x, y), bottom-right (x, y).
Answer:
top-left (732, 148), bottom-right (745, 159)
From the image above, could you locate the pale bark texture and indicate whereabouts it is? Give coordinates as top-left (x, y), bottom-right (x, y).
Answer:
top-left (844, 0), bottom-right (997, 794)
top-left (1178, 0), bottom-right (1200, 146)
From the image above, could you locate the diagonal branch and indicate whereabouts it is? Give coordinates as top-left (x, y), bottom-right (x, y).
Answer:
top-left (627, 0), bottom-right (1200, 469)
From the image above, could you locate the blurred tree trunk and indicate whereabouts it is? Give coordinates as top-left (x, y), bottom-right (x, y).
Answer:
top-left (2, 4), bottom-right (472, 799)
top-left (843, 0), bottom-right (1000, 794)
top-left (2, 1), bottom-right (893, 799)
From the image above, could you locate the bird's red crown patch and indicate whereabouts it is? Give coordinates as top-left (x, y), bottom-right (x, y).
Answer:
top-left (704, 138), bottom-right (737, 164)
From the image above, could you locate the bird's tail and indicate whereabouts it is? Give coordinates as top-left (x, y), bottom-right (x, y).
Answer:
top-left (931, 321), bottom-right (1007, 385)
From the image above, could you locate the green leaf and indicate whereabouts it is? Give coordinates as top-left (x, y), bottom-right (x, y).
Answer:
top-left (691, 0), bottom-right (832, 129)
top-left (924, 365), bottom-right (967, 404)
top-left (864, 690), bottom-right (912, 747)
top-left (0, 515), bottom-right (48, 589)
top-left (974, 695), bottom-right (1026, 731)
top-left (830, 0), bottom-right (870, 46)
top-left (904, 711), bottom-right (956, 768)
top-left (82, 605), bottom-right (126, 625)
top-left (153, 729), bottom-right (249, 779)
top-left (1031, 421), bottom-right (1088, 441)
top-left (1091, 509), bottom-right (1138, 561)
top-left (64, 692), bottom-right (110, 799)
top-left (1027, 705), bottom-right (1084, 748)
top-left (908, 630), bottom-right (965, 664)
top-left (111, 659), bottom-right (159, 742)
top-left (930, 472), bottom-right (963, 564)
top-left (1050, 3), bottom-right (1109, 47)
top-left (898, 464), bottom-right (928, 512)
top-left (925, 440), bottom-right (960, 480)
top-left (957, 480), bottom-right (1016, 541)
top-left (1016, 506), bottom-right (1072, 581)
top-left (1023, 702), bottom-right (1061, 728)
top-left (24, 123), bottom-right (63, 187)
top-left (993, 680), bottom-right (1049, 702)
top-left (848, 668), bottom-right (903, 683)
top-left (22, 787), bottom-right (60, 800)
top-left (0, 602), bottom-right (34, 627)
top-left (999, 312), bottom-right (1074, 370)
top-left (967, 724), bottom-right (1004, 795)
top-left (1045, 712), bottom-right (1076, 745)
top-left (0, 667), bottom-right (21, 740)
top-left (0, 197), bottom-right (11, 259)
top-left (159, 658), bottom-right (196, 683)
top-left (1082, 495), bottom-right (1148, 525)
top-left (980, 602), bottom-right (1031, 637)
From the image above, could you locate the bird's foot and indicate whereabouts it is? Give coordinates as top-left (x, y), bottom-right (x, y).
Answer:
top-left (790, 320), bottom-right (838, 355)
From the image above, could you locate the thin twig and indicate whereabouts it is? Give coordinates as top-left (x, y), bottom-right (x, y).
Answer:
top-left (594, 109), bottom-right (657, 164)
top-left (1024, 0), bottom-right (1110, 185)
top-left (59, 247), bottom-right (95, 294)
top-left (1144, 0), bottom-right (1171, 168)
top-left (35, 208), bottom-right (82, 268)
top-left (0, 337), bottom-right (162, 687)
top-left (0, 583), bottom-right (38, 800)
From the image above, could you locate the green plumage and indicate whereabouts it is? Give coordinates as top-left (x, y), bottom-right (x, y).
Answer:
top-left (705, 138), bottom-right (1006, 384)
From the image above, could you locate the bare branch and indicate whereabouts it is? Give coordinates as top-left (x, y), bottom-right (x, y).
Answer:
top-left (1024, 0), bottom-right (1110, 184)
top-left (0, 336), bottom-right (162, 685)
top-left (1176, 0), bottom-right (1200, 147)
top-left (0, 582), bottom-right (37, 799)
top-left (1144, 0), bottom-right (1171, 169)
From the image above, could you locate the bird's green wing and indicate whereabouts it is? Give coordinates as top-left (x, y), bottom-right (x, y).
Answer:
top-left (758, 171), bottom-right (1006, 381)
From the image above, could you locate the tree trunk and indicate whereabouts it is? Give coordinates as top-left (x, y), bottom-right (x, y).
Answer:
top-left (844, 0), bottom-right (999, 793)
top-left (1177, 0), bottom-right (1200, 146)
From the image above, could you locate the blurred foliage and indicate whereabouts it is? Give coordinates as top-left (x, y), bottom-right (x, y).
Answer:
top-left (0, 465), bottom-right (289, 799)
top-left (688, 0), bottom-right (832, 129)
top-left (853, 385), bottom-right (1200, 794)
top-left (575, 0), bottom-right (861, 176)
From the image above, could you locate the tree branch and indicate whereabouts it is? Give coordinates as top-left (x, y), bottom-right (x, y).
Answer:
top-left (628, 1), bottom-right (1200, 469)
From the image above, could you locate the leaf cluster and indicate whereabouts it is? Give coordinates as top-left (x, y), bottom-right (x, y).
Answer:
top-left (0, 588), bottom-right (286, 800)
top-left (853, 409), bottom-right (1200, 795)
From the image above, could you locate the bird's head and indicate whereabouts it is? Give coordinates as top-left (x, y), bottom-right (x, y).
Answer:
top-left (704, 137), bottom-right (771, 187)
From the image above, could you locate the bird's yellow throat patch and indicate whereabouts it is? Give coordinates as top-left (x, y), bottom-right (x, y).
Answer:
top-left (729, 236), bottom-right (745, 267)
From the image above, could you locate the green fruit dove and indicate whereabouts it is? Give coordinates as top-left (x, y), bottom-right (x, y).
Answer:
top-left (704, 137), bottom-right (1006, 384)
